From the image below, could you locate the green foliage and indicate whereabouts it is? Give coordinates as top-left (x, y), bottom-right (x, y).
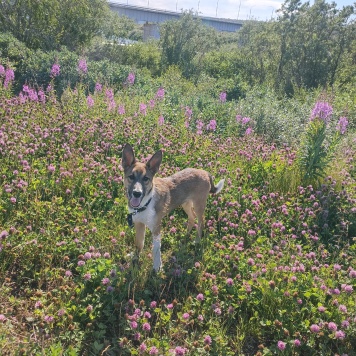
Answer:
top-left (99, 11), bottom-right (140, 42)
top-left (88, 40), bottom-right (161, 77)
top-left (0, 0), bottom-right (109, 51)
top-left (0, 63), bottom-right (355, 355)
top-left (159, 11), bottom-right (218, 78)
top-left (0, 32), bottom-right (31, 67)
top-left (276, 0), bottom-right (355, 94)
top-left (235, 21), bottom-right (280, 88)
top-left (298, 118), bottom-right (330, 185)
top-left (298, 118), bottom-right (341, 186)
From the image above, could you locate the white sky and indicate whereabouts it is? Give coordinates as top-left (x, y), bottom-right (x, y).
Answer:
top-left (110, 0), bottom-right (353, 21)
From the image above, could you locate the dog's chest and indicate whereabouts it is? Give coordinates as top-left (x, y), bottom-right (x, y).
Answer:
top-left (132, 205), bottom-right (156, 231)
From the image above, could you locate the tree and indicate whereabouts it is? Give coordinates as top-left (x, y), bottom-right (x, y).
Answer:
top-left (99, 11), bottom-right (140, 42)
top-left (0, 0), bottom-right (109, 51)
top-left (159, 11), bottom-right (218, 78)
top-left (276, 0), bottom-right (355, 94)
top-left (235, 20), bottom-right (279, 87)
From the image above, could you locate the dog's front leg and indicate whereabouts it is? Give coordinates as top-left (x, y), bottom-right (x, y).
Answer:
top-left (152, 227), bottom-right (162, 272)
top-left (134, 222), bottom-right (146, 257)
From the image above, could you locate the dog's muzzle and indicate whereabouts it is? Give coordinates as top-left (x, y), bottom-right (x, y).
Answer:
top-left (130, 183), bottom-right (143, 208)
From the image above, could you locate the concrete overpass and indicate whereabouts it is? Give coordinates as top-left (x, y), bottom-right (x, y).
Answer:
top-left (108, 2), bottom-right (243, 40)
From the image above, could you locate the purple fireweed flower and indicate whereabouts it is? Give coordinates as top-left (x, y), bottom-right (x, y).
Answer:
top-left (219, 91), bottom-right (227, 103)
top-left (241, 117), bottom-right (251, 125)
top-left (105, 88), bottom-right (114, 101)
top-left (28, 88), bottom-right (38, 102)
top-left (336, 117), bottom-right (348, 134)
top-left (0, 65), bottom-right (5, 76)
top-left (50, 63), bottom-right (60, 77)
top-left (118, 105), bottom-right (125, 115)
top-left (78, 58), bottom-right (87, 74)
top-left (95, 82), bottom-right (102, 92)
top-left (139, 103), bottom-right (147, 116)
top-left (127, 72), bottom-right (135, 85)
top-left (87, 95), bottom-right (94, 107)
top-left (4, 68), bottom-right (15, 88)
top-left (155, 87), bottom-right (165, 100)
top-left (245, 127), bottom-right (253, 135)
top-left (310, 101), bottom-right (333, 123)
top-left (196, 120), bottom-right (204, 135)
top-left (158, 115), bottom-right (165, 125)
top-left (207, 119), bottom-right (217, 131)
top-left (185, 106), bottom-right (192, 119)
top-left (38, 90), bottom-right (45, 103)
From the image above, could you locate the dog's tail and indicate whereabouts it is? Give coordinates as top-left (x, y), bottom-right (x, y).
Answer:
top-left (209, 175), bottom-right (225, 194)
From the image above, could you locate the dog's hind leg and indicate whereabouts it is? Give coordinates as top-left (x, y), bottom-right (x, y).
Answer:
top-left (152, 228), bottom-right (162, 272)
top-left (182, 201), bottom-right (196, 235)
top-left (194, 198), bottom-right (208, 242)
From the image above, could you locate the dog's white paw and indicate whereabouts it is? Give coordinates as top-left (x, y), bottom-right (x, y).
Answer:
top-left (126, 252), bottom-right (135, 259)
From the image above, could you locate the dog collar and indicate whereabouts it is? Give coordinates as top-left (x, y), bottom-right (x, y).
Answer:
top-left (127, 198), bottom-right (152, 228)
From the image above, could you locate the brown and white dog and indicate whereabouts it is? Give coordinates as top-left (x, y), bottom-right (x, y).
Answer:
top-left (122, 143), bottom-right (224, 271)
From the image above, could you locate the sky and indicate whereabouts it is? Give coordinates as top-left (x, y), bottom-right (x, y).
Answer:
top-left (111, 0), bottom-right (354, 21)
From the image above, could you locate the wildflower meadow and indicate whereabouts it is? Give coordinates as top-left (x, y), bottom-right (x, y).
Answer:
top-left (0, 57), bottom-right (355, 356)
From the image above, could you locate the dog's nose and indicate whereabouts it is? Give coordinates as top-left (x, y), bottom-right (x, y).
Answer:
top-left (133, 191), bottom-right (142, 198)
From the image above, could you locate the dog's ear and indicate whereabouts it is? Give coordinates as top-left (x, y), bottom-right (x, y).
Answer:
top-left (122, 144), bottom-right (136, 171)
top-left (146, 150), bottom-right (162, 175)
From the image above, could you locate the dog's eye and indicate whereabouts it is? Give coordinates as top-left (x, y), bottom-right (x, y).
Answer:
top-left (128, 175), bottom-right (134, 181)
top-left (143, 176), bottom-right (150, 182)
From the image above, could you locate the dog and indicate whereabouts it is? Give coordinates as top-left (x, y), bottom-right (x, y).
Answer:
top-left (122, 143), bottom-right (225, 271)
